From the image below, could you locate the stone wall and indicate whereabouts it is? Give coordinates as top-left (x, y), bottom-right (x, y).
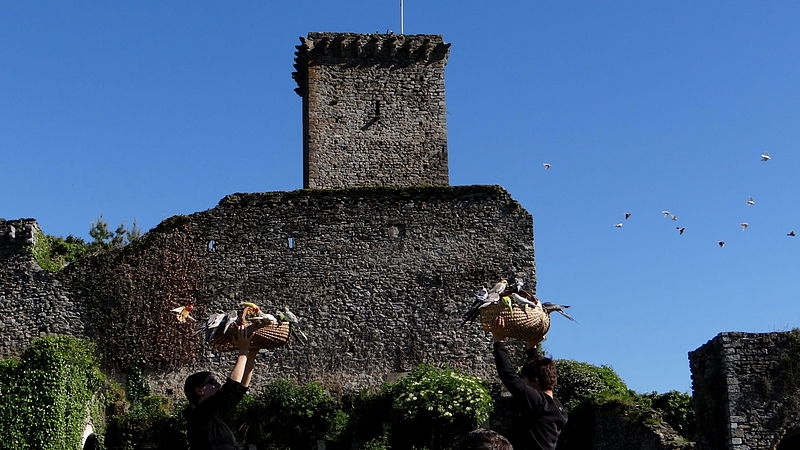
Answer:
top-left (690, 332), bottom-right (800, 450)
top-left (294, 33), bottom-right (450, 189)
top-left (1, 185), bottom-right (536, 397)
top-left (0, 219), bottom-right (85, 354)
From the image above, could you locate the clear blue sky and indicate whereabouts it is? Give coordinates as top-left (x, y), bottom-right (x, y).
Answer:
top-left (3, 2), bottom-right (799, 394)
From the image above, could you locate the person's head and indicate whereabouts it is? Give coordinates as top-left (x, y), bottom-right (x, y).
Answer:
top-left (184, 371), bottom-right (221, 406)
top-left (454, 428), bottom-right (513, 450)
top-left (520, 355), bottom-right (557, 391)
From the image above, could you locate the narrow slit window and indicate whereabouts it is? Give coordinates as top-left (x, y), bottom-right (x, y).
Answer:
top-left (207, 240), bottom-right (216, 252)
top-left (288, 237), bottom-right (295, 249)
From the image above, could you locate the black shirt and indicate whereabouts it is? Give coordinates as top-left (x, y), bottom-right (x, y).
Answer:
top-left (493, 342), bottom-right (568, 450)
top-left (186, 378), bottom-right (248, 450)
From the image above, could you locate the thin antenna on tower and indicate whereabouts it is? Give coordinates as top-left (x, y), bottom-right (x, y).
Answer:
top-left (400, 0), bottom-right (404, 34)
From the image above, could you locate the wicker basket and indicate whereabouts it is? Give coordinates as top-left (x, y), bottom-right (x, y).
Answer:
top-left (209, 322), bottom-right (291, 352)
top-left (479, 302), bottom-right (550, 346)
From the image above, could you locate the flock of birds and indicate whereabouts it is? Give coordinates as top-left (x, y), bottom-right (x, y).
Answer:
top-left (170, 301), bottom-right (308, 345)
top-left (461, 277), bottom-right (575, 327)
top-left (544, 152), bottom-right (795, 247)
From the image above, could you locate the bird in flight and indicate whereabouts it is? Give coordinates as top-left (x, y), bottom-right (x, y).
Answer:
top-left (788, 230), bottom-right (796, 237)
top-left (746, 197), bottom-right (755, 206)
top-left (661, 210), bottom-right (670, 217)
top-left (717, 241), bottom-right (726, 247)
top-left (676, 227), bottom-right (685, 235)
top-left (761, 153), bottom-right (771, 161)
top-left (543, 163), bottom-right (552, 170)
top-left (614, 223), bottom-right (623, 228)
top-left (740, 222), bottom-right (749, 231)
top-left (625, 213), bottom-right (632, 220)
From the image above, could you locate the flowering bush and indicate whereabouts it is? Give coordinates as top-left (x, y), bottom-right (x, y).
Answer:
top-left (390, 365), bottom-right (493, 448)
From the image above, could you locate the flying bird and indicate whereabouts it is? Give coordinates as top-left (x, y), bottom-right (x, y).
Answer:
top-left (671, 215), bottom-right (678, 221)
top-left (614, 223), bottom-right (623, 228)
top-left (746, 197), bottom-right (755, 206)
top-left (788, 230), bottom-right (797, 237)
top-left (717, 241), bottom-right (726, 247)
top-left (676, 227), bottom-right (685, 235)
top-left (170, 303), bottom-right (196, 323)
top-left (740, 222), bottom-right (749, 231)
top-left (761, 153), bottom-right (771, 161)
top-left (625, 213), bottom-right (632, 220)
top-left (661, 210), bottom-right (671, 217)
top-left (543, 163), bottom-right (552, 170)
top-left (542, 302), bottom-right (575, 322)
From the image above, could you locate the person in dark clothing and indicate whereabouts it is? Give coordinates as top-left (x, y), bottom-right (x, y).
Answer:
top-left (491, 317), bottom-right (567, 450)
top-left (184, 325), bottom-right (257, 450)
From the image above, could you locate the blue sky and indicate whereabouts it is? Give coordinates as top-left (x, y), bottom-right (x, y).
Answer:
top-left (3, 2), bottom-right (799, 394)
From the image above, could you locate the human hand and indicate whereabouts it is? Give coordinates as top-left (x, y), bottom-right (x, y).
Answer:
top-left (491, 316), bottom-right (506, 342)
top-left (232, 324), bottom-right (253, 354)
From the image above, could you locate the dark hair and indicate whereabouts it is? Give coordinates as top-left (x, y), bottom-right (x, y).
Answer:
top-left (520, 355), bottom-right (557, 391)
top-left (454, 429), bottom-right (513, 450)
top-left (184, 371), bottom-right (213, 405)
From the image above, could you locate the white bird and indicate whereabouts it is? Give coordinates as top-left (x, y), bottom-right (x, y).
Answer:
top-left (513, 278), bottom-right (525, 292)
top-left (661, 210), bottom-right (671, 217)
top-left (614, 223), bottom-right (623, 228)
top-left (671, 215), bottom-right (678, 221)
top-left (740, 222), bottom-right (749, 231)
top-left (761, 153), bottom-right (771, 161)
top-left (488, 279), bottom-right (508, 295)
top-left (746, 197), bottom-right (755, 206)
top-left (543, 163), bottom-right (552, 170)
top-left (511, 293), bottom-right (539, 308)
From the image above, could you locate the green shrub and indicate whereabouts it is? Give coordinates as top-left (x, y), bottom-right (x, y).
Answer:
top-left (0, 336), bottom-right (106, 450)
top-left (104, 395), bottom-right (187, 450)
top-left (554, 359), bottom-right (630, 410)
top-left (31, 232), bottom-right (90, 271)
top-left (388, 365), bottom-right (493, 449)
top-left (640, 391), bottom-right (695, 440)
top-left (233, 378), bottom-right (349, 449)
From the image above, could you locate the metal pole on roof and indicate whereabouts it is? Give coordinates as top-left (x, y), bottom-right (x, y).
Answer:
top-left (400, 0), bottom-right (404, 34)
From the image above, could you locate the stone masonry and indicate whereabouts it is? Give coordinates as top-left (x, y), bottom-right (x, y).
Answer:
top-left (690, 332), bottom-right (800, 449)
top-left (1, 186), bottom-right (535, 396)
top-left (0, 219), bottom-right (85, 352)
top-left (294, 33), bottom-right (450, 189)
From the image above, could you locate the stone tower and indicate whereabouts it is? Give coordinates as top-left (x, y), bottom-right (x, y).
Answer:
top-left (293, 32), bottom-right (451, 189)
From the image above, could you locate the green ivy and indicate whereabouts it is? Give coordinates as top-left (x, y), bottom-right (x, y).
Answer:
top-left (0, 336), bottom-right (106, 450)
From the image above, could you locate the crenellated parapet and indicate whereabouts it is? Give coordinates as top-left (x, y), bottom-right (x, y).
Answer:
top-left (292, 32), bottom-right (450, 96)
top-left (0, 218), bottom-right (39, 259)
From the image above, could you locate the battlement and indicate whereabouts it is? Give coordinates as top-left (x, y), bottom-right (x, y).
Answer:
top-left (292, 33), bottom-right (451, 96)
top-left (0, 218), bottom-right (39, 259)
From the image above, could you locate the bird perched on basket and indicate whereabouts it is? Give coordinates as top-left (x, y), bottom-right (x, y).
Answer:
top-left (277, 306), bottom-right (308, 343)
top-left (510, 292), bottom-right (540, 308)
top-left (542, 302), bottom-right (576, 322)
top-left (461, 287), bottom-right (500, 326)
top-left (170, 303), bottom-right (196, 323)
top-left (488, 279), bottom-right (508, 295)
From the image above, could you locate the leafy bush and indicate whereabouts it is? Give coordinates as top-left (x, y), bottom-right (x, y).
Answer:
top-left (31, 231), bottom-right (90, 271)
top-left (0, 336), bottom-right (106, 450)
top-left (554, 359), bottom-right (630, 410)
top-left (233, 378), bottom-right (349, 449)
top-left (640, 391), bottom-right (695, 440)
top-left (388, 365), bottom-right (494, 449)
top-left (104, 395), bottom-right (187, 450)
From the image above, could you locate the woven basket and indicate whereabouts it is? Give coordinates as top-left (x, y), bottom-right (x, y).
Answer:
top-left (479, 302), bottom-right (550, 346)
top-left (209, 322), bottom-right (291, 352)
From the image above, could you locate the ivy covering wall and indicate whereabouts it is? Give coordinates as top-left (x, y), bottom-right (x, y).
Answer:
top-left (0, 336), bottom-right (106, 449)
